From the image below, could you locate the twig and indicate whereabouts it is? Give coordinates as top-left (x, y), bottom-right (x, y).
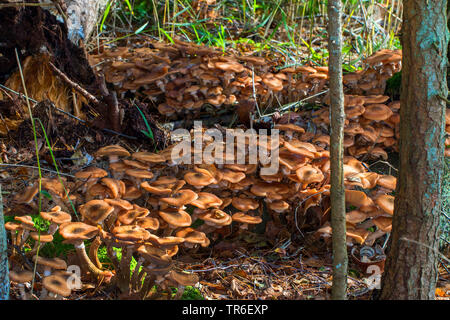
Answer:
top-left (0, 163), bottom-right (75, 178)
top-left (48, 62), bottom-right (100, 106)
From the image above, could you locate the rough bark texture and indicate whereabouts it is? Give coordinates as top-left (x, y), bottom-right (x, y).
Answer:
top-left (328, 0), bottom-right (348, 300)
top-left (380, 0), bottom-right (448, 300)
top-left (0, 185), bottom-right (9, 300)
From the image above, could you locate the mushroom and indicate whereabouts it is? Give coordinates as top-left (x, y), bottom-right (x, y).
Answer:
top-left (231, 212), bottom-right (262, 230)
top-left (59, 222), bottom-right (111, 279)
top-left (96, 145), bottom-right (130, 163)
top-left (42, 274), bottom-right (71, 299)
top-left (9, 270), bottom-right (34, 299)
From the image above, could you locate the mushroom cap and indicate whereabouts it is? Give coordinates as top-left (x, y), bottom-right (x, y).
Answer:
top-left (184, 169), bottom-right (216, 187)
top-left (14, 184), bottom-right (38, 203)
top-left (140, 181), bottom-right (172, 195)
top-left (132, 152), bottom-right (166, 163)
top-left (136, 217), bottom-right (160, 231)
top-left (220, 169), bottom-right (246, 183)
top-left (295, 165), bottom-right (324, 185)
top-left (79, 200), bottom-right (114, 224)
top-left (198, 209), bottom-right (232, 227)
top-left (363, 104), bottom-right (393, 121)
top-left (104, 198), bottom-right (134, 211)
top-left (9, 270), bottom-right (34, 283)
top-left (112, 225), bottom-right (151, 241)
top-left (118, 205), bottom-right (149, 225)
top-left (5, 222), bottom-right (22, 231)
top-left (74, 167), bottom-right (108, 179)
top-left (231, 197), bottom-right (259, 212)
top-left (373, 216), bottom-right (393, 232)
top-left (14, 215), bottom-right (35, 229)
top-left (30, 232), bottom-right (54, 243)
top-left (158, 208), bottom-right (192, 228)
top-left (96, 145), bottom-right (130, 158)
top-left (168, 270), bottom-right (199, 286)
top-left (59, 222), bottom-right (99, 241)
top-left (375, 194), bottom-right (395, 215)
top-left (41, 178), bottom-right (67, 198)
top-left (137, 244), bottom-right (172, 266)
top-left (274, 123), bottom-right (306, 134)
top-left (267, 200), bottom-right (290, 213)
top-left (42, 274), bottom-right (71, 297)
top-left (346, 210), bottom-right (368, 225)
top-left (122, 159), bottom-right (150, 170)
top-left (147, 234), bottom-right (185, 248)
top-left (345, 190), bottom-right (374, 207)
top-left (40, 210), bottom-right (72, 225)
top-left (160, 189), bottom-right (198, 207)
top-left (32, 256), bottom-right (67, 270)
top-left (377, 175), bottom-right (397, 190)
top-left (190, 192), bottom-right (223, 209)
top-left (175, 228), bottom-right (208, 246)
top-left (125, 169), bottom-right (154, 180)
top-left (231, 212), bottom-right (262, 225)
top-left (346, 228), bottom-right (370, 244)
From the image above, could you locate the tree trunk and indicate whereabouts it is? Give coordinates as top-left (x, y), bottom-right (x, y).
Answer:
top-left (328, 0), bottom-right (348, 300)
top-left (380, 0), bottom-right (448, 300)
top-left (0, 184), bottom-right (9, 300)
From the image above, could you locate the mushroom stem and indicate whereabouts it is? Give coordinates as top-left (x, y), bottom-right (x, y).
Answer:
top-left (117, 245), bottom-right (134, 292)
top-left (74, 241), bottom-right (109, 278)
top-left (131, 257), bottom-right (145, 291)
top-left (140, 274), bottom-right (156, 300)
top-left (88, 236), bottom-right (103, 269)
top-left (48, 223), bottom-right (59, 235)
top-left (174, 285), bottom-right (185, 300)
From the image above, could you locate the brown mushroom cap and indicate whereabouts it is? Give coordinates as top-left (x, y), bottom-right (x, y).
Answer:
top-left (345, 190), bottom-right (374, 207)
top-left (140, 181), bottom-right (172, 195)
top-left (96, 145), bottom-right (130, 159)
top-left (74, 167), bottom-right (108, 180)
top-left (231, 212), bottom-right (262, 225)
top-left (375, 194), bottom-right (395, 215)
top-left (267, 200), bottom-right (290, 213)
top-left (118, 205), bottom-right (150, 225)
top-left (373, 216), bottom-right (393, 232)
top-left (346, 210), bottom-right (368, 225)
top-left (59, 222), bottom-right (99, 241)
top-left (184, 169), bottom-right (216, 188)
top-left (168, 270), bottom-right (199, 287)
top-left (295, 165), bottom-right (324, 185)
top-left (9, 270), bottom-right (34, 283)
top-left (40, 210), bottom-right (72, 225)
top-left (346, 228), bottom-right (370, 244)
top-left (104, 198), bottom-right (134, 211)
top-left (30, 232), bottom-right (54, 243)
top-left (14, 184), bottom-right (39, 203)
top-left (132, 152), bottom-right (166, 164)
top-left (363, 104), bottom-right (393, 121)
top-left (14, 215), bottom-right (35, 230)
top-left (377, 175), bottom-right (397, 190)
top-left (198, 209), bottom-right (232, 227)
top-left (158, 208), bottom-right (192, 228)
top-left (160, 189), bottom-right (198, 207)
top-left (190, 192), bottom-right (223, 209)
top-left (231, 197), bottom-right (259, 212)
top-left (125, 169), bottom-right (154, 180)
top-left (42, 274), bottom-right (71, 297)
top-left (175, 227), bottom-right (208, 246)
top-left (147, 234), bottom-right (185, 248)
top-left (32, 256), bottom-right (67, 270)
top-left (112, 225), bottom-right (151, 241)
top-left (136, 217), bottom-right (160, 231)
top-left (79, 200), bottom-right (114, 224)
top-left (274, 123), bottom-right (306, 134)
top-left (137, 244), bottom-right (172, 266)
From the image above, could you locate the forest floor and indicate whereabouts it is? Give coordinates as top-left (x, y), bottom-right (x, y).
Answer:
top-left (1, 1), bottom-right (450, 300)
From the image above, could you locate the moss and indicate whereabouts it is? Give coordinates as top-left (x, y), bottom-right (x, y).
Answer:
top-left (181, 286), bottom-right (204, 300)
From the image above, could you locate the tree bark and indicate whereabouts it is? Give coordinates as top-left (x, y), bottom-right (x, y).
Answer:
top-left (380, 0), bottom-right (448, 300)
top-left (328, 0), bottom-right (348, 300)
top-left (0, 184), bottom-right (10, 300)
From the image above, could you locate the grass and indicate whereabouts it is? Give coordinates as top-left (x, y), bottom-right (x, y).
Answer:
top-left (95, 0), bottom-right (403, 69)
